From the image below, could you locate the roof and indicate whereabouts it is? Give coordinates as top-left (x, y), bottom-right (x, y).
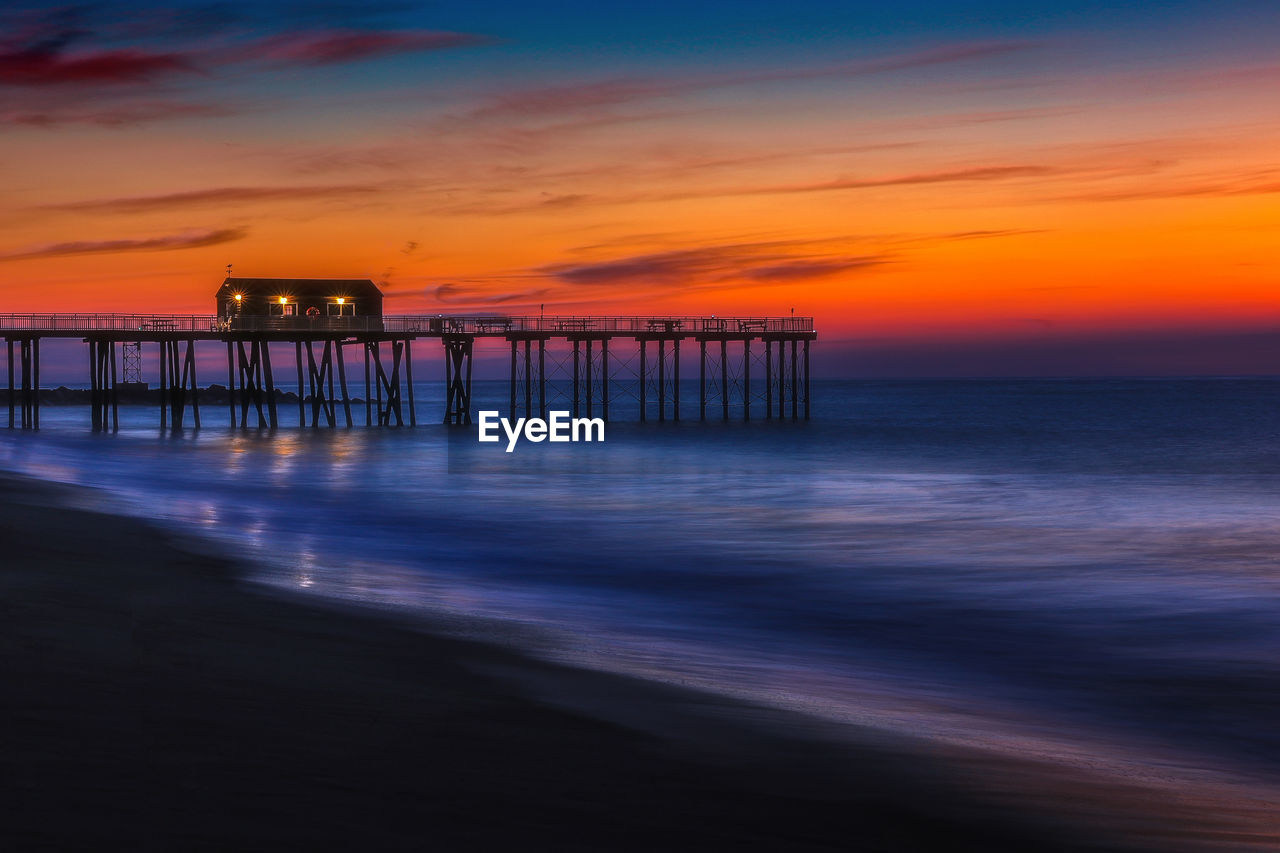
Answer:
top-left (218, 277), bottom-right (382, 296)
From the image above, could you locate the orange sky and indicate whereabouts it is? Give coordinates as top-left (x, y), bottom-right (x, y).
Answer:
top-left (2, 2), bottom-right (1278, 374)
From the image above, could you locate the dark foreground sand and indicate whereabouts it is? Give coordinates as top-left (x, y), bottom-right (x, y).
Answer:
top-left (1, 475), bottom-right (1274, 851)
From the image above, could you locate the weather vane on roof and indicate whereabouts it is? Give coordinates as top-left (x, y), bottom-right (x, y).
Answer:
top-left (226, 263), bottom-right (233, 279)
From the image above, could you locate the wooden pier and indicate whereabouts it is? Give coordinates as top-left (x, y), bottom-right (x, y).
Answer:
top-left (0, 314), bottom-right (815, 430)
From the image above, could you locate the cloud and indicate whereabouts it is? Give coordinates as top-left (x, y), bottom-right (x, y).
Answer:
top-left (0, 5), bottom-right (488, 100)
top-left (474, 80), bottom-right (671, 119)
top-left (471, 40), bottom-right (1031, 119)
top-left (431, 161), bottom-right (1057, 218)
top-left (0, 31), bottom-right (192, 86)
top-left (4, 100), bottom-right (233, 127)
top-left (434, 283), bottom-right (550, 305)
top-left (727, 165), bottom-right (1057, 199)
top-left (42, 185), bottom-right (380, 213)
top-left (744, 259), bottom-right (881, 282)
top-left (1054, 174), bottom-right (1280, 203)
top-left (540, 240), bottom-right (883, 290)
top-left (0, 227), bottom-right (247, 261)
top-left (249, 29), bottom-right (487, 66)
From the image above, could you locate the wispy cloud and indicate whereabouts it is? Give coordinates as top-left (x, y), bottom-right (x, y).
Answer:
top-left (540, 240), bottom-right (884, 289)
top-left (0, 38), bottom-right (192, 86)
top-left (0, 4), bottom-right (488, 130)
top-left (1053, 171), bottom-right (1280, 203)
top-left (42, 185), bottom-right (381, 214)
top-left (248, 29), bottom-right (488, 66)
top-left (724, 164), bottom-right (1057, 198)
top-left (4, 100), bottom-right (234, 128)
top-left (434, 283), bottom-right (551, 305)
top-left (439, 162), bottom-right (1058, 217)
top-left (471, 41), bottom-right (1031, 119)
top-left (0, 227), bottom-right (246, 261)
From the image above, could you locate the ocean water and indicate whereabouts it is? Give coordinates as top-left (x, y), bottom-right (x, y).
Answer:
top-left (4, 378), bottom-right (1280, 798)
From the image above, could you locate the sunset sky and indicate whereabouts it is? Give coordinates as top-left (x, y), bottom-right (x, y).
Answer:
top-left (3, 1), bottom-right (1279, 376)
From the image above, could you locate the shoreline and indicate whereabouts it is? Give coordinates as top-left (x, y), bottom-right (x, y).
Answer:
top-left (1, 471), bottom-right (1274, 850)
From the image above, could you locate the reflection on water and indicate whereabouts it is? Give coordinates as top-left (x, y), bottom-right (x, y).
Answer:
top-left (3, 378), bottom-right (1280, 812)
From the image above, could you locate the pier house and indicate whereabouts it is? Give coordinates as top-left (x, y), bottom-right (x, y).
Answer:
top-left (217, 278), bottom-right (384, 325)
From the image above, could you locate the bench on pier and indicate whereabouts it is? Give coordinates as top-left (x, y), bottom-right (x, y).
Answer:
top-left (647, 319), bottom-right (683, 332)
top-left (475, 318), bottom-right (513, 332)
top-left (555, 318), bottom-right (590, 331)
top-left (702, 318), bottom-right (727, 332)
top-left (140, 319), bottom-right (178, 331)
top-left (737, 319), bottom-right (768, 332)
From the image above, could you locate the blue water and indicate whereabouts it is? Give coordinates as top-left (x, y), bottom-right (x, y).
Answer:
top-left (4, 379), bottom-right (1280, 795)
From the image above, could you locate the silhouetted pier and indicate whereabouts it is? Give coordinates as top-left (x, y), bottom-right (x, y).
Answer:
top-left (1, 314), bottom-right (814, 430)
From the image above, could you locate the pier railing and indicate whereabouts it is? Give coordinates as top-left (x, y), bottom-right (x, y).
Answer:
top-left (0, 314), bottom-right (815, 335)
top-left (0, 314), bottom-right (220, 333)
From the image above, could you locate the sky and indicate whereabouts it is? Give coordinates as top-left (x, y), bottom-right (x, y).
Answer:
top-left (2, 0), bottom-right (1279, 377)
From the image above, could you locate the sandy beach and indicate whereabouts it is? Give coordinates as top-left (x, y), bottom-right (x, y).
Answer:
top-left (1, 470), bottom-right (1274, 852)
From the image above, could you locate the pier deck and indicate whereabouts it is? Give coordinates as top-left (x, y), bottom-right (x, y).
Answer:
top-left (1, 314), bottom-right (814, 429)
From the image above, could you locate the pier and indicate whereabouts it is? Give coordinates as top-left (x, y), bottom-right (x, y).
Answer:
top-left (0, 313), bottom-right (815, 430)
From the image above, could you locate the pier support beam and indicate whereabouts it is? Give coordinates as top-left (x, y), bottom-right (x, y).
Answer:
top-left (699, 340), bottom-right (706, 421)
top-left (638, 339), bottom-right (646, 422)
top-left (791, 338), bottom-right (799, 422)
top-left (721, 339), bottom-right (729, 421)
top-left (765, 340), bottom-right (772, 420)
top-left (226, 342), bottom-right (236, 427)
top-left (673, 339), bottom-right (680, 421)
top-left (602, 338), bottom-right (610, 422)
top-left (336, 341), bottom-right (353, 427)
top-left (295, 342), bottom-right (306, 427)
top-left (658, 339), bottom-right (665, 422)
top-left (405, 340), bottom-right (416, 427)
top-left (363, 343), bottom-right (372, 426)
top-left (262, 342), bottom-right (276, 429)
top-left (538, 338), bottom-right (546, 419)
top-left (87, 339), bottom-right (119, 431)
top-left (508, 336), bottom-right (548, 420)
top-left (774, 338), bottom-right (787, 419)
top-left (367, 340), bottom-right (406, 426)
top-left (568, 336), bottom-right (610, 421)
top-left (158, 339), bottom-right (200, 430)
top-left (232, 339), bottom-right (274, 429)
top-left (690, 336), bottom-right (762, 422)
top-left (572, 338), bottom-right (581, 418)
top-left (442, 335), bottom-right (472, 425)
top-left (6, 339), bottom-right (13, 429)
top-left (303, 340), bottom-right (338, 427)
top-left (804, 338), bottom-right (811, 420)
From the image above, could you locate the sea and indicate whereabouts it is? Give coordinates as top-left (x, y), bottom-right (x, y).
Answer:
top-left (4, 378), bottom-right (1279, 799)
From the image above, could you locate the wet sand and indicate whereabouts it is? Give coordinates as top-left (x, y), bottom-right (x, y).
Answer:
top-left (0, 473), bottom-right (1269, 851)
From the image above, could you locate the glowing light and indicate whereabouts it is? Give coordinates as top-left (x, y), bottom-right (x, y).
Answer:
top-left (233, 293), bottom-right (242, 302)
top-left (336, 297), bottom-right (345, 304)
top-left (279, 296), bottom-right (288, 304)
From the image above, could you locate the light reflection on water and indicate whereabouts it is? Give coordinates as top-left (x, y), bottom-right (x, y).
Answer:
top-left (3, 379), bottom-right (1280, 807)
